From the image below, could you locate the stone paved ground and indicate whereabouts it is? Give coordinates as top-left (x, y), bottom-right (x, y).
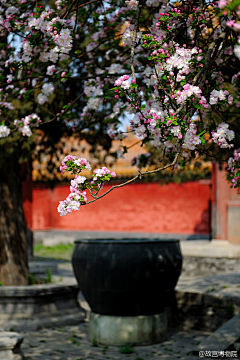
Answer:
top-left (23, 239), bottom-right (240, 360)
top-left (21, 321), bottom-right (211, 360)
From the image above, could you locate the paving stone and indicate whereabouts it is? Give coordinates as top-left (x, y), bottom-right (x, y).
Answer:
top-left (177, 273), bottom-right (240, 295)
top-left (234, 342), bottom-right (240, 351)
top-left (198, 313), bottom-right (240, 351)
top-left (21, 322), bottom-right (211, 360)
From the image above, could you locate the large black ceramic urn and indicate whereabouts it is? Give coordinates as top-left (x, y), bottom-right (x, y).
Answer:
top-left (72, 238), bottom-right (182, 316)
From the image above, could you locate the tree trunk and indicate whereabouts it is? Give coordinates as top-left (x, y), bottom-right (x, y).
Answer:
top-left (0, 150), bottom-right (28, 285)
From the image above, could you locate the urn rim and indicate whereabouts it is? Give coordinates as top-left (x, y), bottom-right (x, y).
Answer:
top-left (74, 238), bottom-right (180, 244)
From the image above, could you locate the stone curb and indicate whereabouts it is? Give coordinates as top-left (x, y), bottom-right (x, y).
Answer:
top-left (0, 332), bottom-right (24, 360)
top-left (0, 312), bottom-right (85, 332)
top-left (173, 290), bottom-right (240, 332)
top-left (0, 283), bottom-right (79, 297)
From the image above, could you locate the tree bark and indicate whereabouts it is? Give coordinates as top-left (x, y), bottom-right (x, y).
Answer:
top-left (0, 150), bottom-right (28, 285)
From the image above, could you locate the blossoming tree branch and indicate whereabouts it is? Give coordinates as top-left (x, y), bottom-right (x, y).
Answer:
top-left (1, 0), bottom-right (240, 217)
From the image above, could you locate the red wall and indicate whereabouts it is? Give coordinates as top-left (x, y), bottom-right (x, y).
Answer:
top-left (32, 181), bottom-right (211, 235)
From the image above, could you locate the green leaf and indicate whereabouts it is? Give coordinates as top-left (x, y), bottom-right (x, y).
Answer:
top-left (198, 130), bottom-right (206, 137)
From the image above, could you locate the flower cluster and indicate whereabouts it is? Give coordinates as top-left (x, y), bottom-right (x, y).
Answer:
top-left (114, 75), bottom-right (131, 89)
top-left (57, 157), bottom-right (116, 216)
top-left (37, 84), bottom-right (55, 105)
top-left (125, 0), bottom-right (139, 10)
top-left (209, 90), bottom-right (232, 105)
top-left (46, 65), bottom-right (56, 75)
top-left (60, 155), bottom-right (91, 174)
top-left (176, 84), bottom-right (202, 105)
top-left (28, 10), bottom-right (73, 55)
top-left (57, 188), bottom-right (87, 216)
top-left (14, 114), bottom-right (41, 137)
top-left (93, 167), bottom-right (116, 181)
top-left (227, 149), bottom-right (240, 188)
top-left (0, 125), bottom-right (10, 138)
top-left (183, 122), bottom-right (201, 151)
top-left (212, 123), bottom-right (235, 149)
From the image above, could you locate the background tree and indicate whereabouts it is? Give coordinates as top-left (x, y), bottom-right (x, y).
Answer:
top-left (0, 0), bottom-right (113, 285)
